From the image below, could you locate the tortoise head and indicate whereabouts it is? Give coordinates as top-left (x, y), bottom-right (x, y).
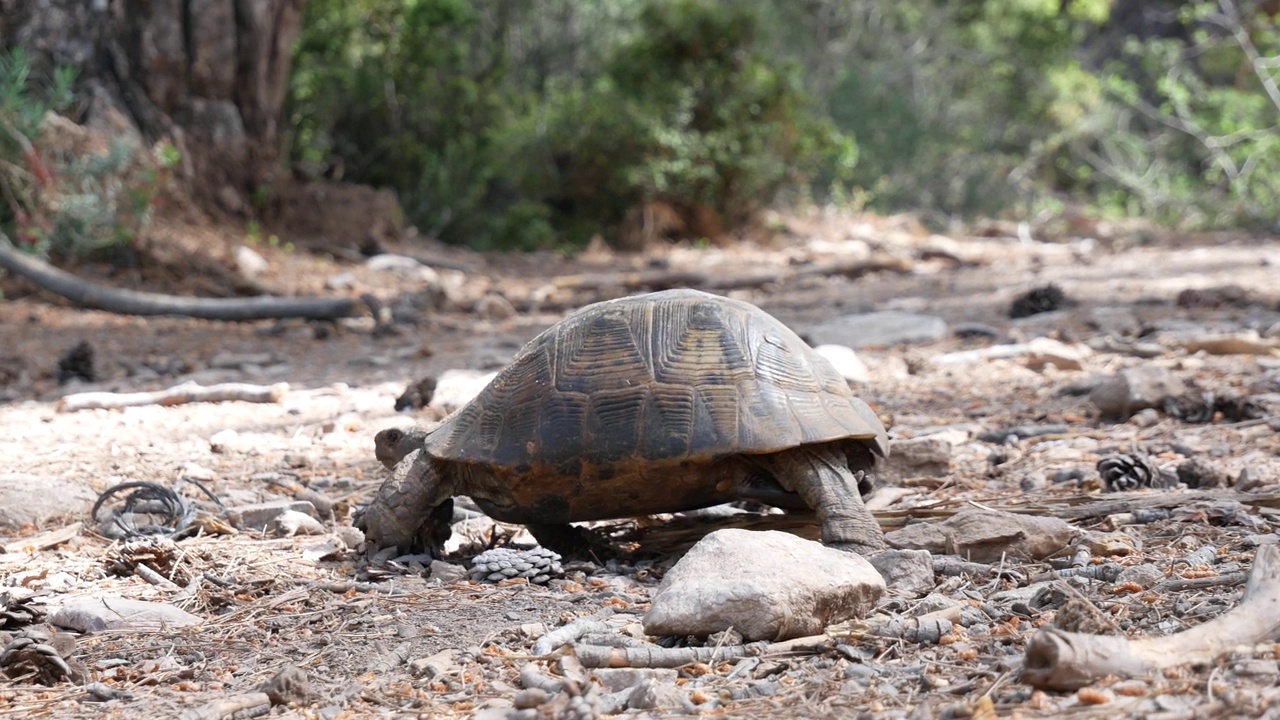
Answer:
top-left (374, 426), bottom-right (431, 470)
top-left (357, 448), bottom-right (457, 556)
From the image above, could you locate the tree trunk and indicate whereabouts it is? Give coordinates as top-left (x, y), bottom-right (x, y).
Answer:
top-left (1, 0), bottom-right (305, 208)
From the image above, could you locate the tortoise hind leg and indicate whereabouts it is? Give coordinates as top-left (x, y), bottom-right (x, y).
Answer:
top-left (751, 444), bottom-right (885, 554)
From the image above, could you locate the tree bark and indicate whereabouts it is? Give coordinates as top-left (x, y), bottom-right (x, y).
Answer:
top-left (2, 0), bottom-right (306, 206)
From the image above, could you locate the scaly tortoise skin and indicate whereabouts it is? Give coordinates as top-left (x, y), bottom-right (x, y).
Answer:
top-left (359, 288), bottom-right (889, 556)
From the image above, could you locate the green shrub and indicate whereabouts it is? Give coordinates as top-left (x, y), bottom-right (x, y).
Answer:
top-left (288, 0), bottom-right (856, 249)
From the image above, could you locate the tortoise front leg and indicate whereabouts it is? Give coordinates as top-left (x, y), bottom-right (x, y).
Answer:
top-left (752, 444), bottom-right (886, 554)
top-left (358, 449), bottom-right (457, 556)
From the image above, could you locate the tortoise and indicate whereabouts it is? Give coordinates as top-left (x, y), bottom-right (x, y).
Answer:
top-left (358, 288), bottom-right (889, 557)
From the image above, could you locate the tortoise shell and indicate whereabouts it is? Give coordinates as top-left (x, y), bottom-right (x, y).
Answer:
top-left (423, 289), bottom-right (887, 474)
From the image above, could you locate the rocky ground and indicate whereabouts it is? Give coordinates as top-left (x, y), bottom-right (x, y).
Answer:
top-left (2, 208), bottom-right (1280, 719)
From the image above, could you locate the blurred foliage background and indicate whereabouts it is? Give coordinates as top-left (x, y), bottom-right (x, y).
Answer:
top-left (6, 0), bottom-right (1279, 254)
top-left (284, 0), bottom-right (1280, 250)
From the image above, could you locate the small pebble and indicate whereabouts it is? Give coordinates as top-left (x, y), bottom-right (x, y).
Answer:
top-left (512, 688), bottom-right (549, 709)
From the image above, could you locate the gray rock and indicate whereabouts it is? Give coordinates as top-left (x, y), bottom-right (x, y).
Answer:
top-left (0, 474), bottom-right (96, 531)
top-left (808, 311), bottom-right (947, 348)
top-left (914, 593), bottom-right (964, 615)
top-left (51, 598), bottom-right (203, 633)
top-left (643, 529), bottom-right (885, 641)
top-left (627, 678), bottom-right (690, 712)
top-left (1116, 563), bottom-right (1163, 589)
top-left (869, 549), bottom-right (935, 595)
top-left (512, 688), bottom-right (549, 709)
top-left (885, 509), bottom-right (1079, 563)
top-left (1089, 365), bottom-right (1187, 420)
top-left (226, 500), bottom-right (318, 530)
top-left (594, 668), bottom-right (679, 693)
top-left (429, 560), bottom-right (469, 583)
top-left (408, 649), bottom-right (455, 679)
top-left (880, 437), bottom-right (951, 483)
top-left (813, 345), bottom-right (871, 384)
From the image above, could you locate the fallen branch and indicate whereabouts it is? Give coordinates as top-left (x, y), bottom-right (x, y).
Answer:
top-left (573, 634), bottom-right (833, 668)
top-left (0, 231), bottom-right (357, 320)
top-left (176, 692), bottom-right (271, 720)
top-left (2, 522), bottom-right (82, 554)
top-left (533, 619), bottom-right (612, 656)
top-left (553, 254), bottom-right (913, 293)
top-left (58, 381), bottom-right (288, 412)
top-left (1021, 544), bottom-right (1280, 690)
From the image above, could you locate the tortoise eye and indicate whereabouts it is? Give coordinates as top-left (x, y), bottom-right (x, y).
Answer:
top-left (386, 429), bottom-right (402, 443)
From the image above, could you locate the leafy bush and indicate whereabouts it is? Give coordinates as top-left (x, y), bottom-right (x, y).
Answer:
top-left (1066, 1), bottom-right (1280, 228)
top-left (288, 0), bottom-right (855, 249)
top-left (288, 0), bottom-right (1279, 243)
top-left (1, 48), bottom-right (178, 259)
top-left (818, 0), bottom-right (1278, 228)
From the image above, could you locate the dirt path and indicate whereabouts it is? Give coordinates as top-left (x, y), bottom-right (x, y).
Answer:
top-left (2, 212), bottom-right (1279, 718)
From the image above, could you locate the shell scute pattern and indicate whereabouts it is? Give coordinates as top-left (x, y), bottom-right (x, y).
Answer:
top-left (430, 289), bottom-right (882, 472)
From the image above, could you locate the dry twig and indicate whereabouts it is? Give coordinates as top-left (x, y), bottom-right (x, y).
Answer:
top-left (58, 381), bottom-right (288, 412)
top-left (1022, 544), bottom-right (1280, 690)
top-left (176, 692), bottom-right (271, 720)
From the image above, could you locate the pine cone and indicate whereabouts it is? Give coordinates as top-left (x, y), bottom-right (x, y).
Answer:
top-left (1009, 284), bottom-right (1067, 319)
top-left (1164, 391), bottom-right (1265, 423)
top-left (0, 591), bottom-right (43, 630)
top-left (469, 546), bottom-right (563, 585)
top-left (1176, 457), bottom-right (1231, 489)
top-left (1097, 453), bottom-right (1163, 492)
top-left (0, 627), bottom-right (83, 685)
top-left (1164, 392), bottom-right (1216, 423)
top-left (1215, 394), bottom-right (1265, 422)
top-left (55, 340), bottom-right (96, 385)
top-left (1175, 285), bottom-right (1249, 309)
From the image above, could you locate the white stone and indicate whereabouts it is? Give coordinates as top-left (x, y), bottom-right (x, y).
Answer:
top-left (365, 253), bottom-right (422, 273)
top-left (325, 272), bottom-right (357, 290)
top-left (643, 529), bottom-right (885, 641)
top-left (814, 345), bottom-right (871, 384)
top-left (273, 509), bottom-right (325, 536)
top-left (429, 369), bottom-right (499, 412)
top-left (235, 245), bottom-right (269, 276)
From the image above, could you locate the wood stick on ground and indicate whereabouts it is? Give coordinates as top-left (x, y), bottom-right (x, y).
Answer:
top-left (1021, 544), bottom-right (1280, 690)
top-left (0, 231), bottom-right (357, 320)
top-left (57, 381), bottom-right (289, 412)
top-left (574, 635), bottom-right (833, 669)
top-left (552, 254), bottom-right (913, 293)
top-left (176, 692), bottom-right (271, 720)
top-left (2, 522), bottom-right (82, 554)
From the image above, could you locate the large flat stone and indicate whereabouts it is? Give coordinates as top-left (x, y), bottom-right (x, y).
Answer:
top-left (51, 598), bottom-right (204, 633)
top-left (807, 311), bottom-right (947, 348)
top-left (0, 474), bottom-right (96, 532)
top-left (643, 529), bottom-right (885, 641)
